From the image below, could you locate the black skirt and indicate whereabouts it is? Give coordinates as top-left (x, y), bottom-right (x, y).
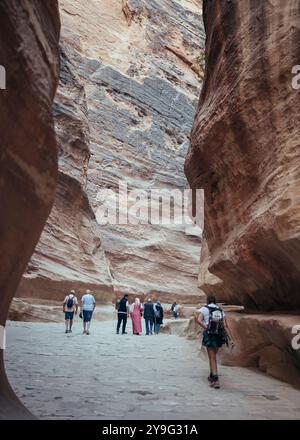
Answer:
top-left (202, 330), bottom-right (226, 348)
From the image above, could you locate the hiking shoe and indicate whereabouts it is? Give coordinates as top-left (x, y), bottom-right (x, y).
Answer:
top-left (213, 380), bottom-right (220, 389)
top-left (210, 375), bottom-right (220, 388)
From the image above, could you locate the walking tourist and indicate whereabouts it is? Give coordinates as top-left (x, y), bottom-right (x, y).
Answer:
top-left (197, 294), bottom-right (234, 389)
top-left (81, 289), bottom-right (96, 335)
top-left (153, 300), bottom-right (164, 334)
top-left (63, 289), bottom-right (78, 334)
top-left (116, 294), bottom-right (129, 334)
top-left (143, 298), bottom-right (155, 335)
top-left (130, 298), bottom-right (143, 335)
top-left (171, 301), bottom-right (179, 319)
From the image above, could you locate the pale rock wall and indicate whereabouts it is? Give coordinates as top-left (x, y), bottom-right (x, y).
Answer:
top-left (19, 0), bottom-right (205, 304)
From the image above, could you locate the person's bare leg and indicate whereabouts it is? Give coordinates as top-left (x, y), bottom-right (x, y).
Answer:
top-left (212, 348), bottom-right (220, 388)
top-left (69, 319), bottom-right (73, 332)
top-left (86, 320), bottom-right (91, 334)
top-left (210, 348), bottom-right (218, 376)
top-left (206, 348), bottom-right (213, 377)
top-left (83, 320), bottom-right (87, 333)
top-left (65, 319), bottom-right (69, 333)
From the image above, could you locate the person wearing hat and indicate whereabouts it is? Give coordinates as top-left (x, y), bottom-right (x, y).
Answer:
top-left (63, 289), bottom-right (78, 334)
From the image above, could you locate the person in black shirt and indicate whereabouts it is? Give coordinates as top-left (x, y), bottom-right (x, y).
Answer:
top-left (116, 294), bottom-right (129, 334)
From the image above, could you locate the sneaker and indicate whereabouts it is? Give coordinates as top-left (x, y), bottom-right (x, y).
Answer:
top-left (86, 331), bottom-right (90, 335)
top-left (210, 375), bottom-right (220, 388)
top-left (213, 380), bottom-right (220, 389)
top-left (208, 373), bottom-right (213, 383)
top-left (65, 330), bottom-right (69, 334)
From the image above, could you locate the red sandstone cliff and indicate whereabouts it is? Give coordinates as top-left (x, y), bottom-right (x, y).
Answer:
top-left (185, 0), bottom-right (300, 311)
top-left (0, 0), bottom-right (60, 419)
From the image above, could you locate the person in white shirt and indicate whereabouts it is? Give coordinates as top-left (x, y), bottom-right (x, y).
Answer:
top-left (197, 294), bottom-right (234, 389)
top-left (81, 290), bottom-right (96, 335)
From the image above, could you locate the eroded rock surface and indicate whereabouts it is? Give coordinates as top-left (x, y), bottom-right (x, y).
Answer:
top-left (20, 0), bottom-right (205, 303)
top-left (17, 39), bottom-right (113, 303)
top-left (0, 0), bottom-right (60, 419)
top-left (185, 0), bottom-right (300, 310)
top-left (221, 313), bottom-right (300, 389)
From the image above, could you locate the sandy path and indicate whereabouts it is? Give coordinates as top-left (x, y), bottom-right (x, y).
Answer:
top-left (4, 319), bottom-right (300, 420)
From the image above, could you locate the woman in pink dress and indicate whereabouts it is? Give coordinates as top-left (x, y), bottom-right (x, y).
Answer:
top-left (130, 298), bottom-right (143, 335)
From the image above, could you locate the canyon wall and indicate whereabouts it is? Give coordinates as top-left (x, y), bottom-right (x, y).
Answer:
top-left (18, 0), bottom-right (205, 304)
top-left (0, 0), bottom-right (60, 419)
top-left (17, 43), bottom-right (113, 303)
top-left (185, 0), bottom-right (300, 311)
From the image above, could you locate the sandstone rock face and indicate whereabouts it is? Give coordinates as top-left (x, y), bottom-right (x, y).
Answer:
top-left (19, 0), bottom-right (205, 304)
top-left (17, 35), bottom-right (113, 303)
top-left (0, 0), bottom-right (60, 419)
top-left (221, 313), bottom-right (300, 389)
top-left (185, 0), bottom-right (300, 310)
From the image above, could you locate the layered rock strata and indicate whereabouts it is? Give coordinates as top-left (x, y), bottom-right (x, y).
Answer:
top-left (19, 0), bottom-right (205, 303)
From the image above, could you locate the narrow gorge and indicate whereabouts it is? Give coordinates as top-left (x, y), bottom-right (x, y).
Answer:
top-left (0, 0), bottom-right (300, 420)
top-left (15, 0), bottom-right (205, 306)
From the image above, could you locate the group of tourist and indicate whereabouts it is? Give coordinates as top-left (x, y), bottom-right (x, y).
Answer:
top-left (62, 291), bottom-right (167, 336)
top-left (115, 295), bottom-right (164, 336)
top-left (63, 289), bottom-right (234, 389)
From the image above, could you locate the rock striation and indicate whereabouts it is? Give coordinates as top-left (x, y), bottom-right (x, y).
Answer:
top-left (185, 0), bottom-right (300, 310)
top-left (19, 0), bottom-right (205, 303)
top-left (17, 35), bottom-right (113, 303)
top-left (0, 0), bottom-right (60, 419)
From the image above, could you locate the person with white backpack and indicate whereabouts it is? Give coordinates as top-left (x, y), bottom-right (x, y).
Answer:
top-left (63, 289), bottom-right (78, 334)
top-left (197, 294), bottom-right (234, 389)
